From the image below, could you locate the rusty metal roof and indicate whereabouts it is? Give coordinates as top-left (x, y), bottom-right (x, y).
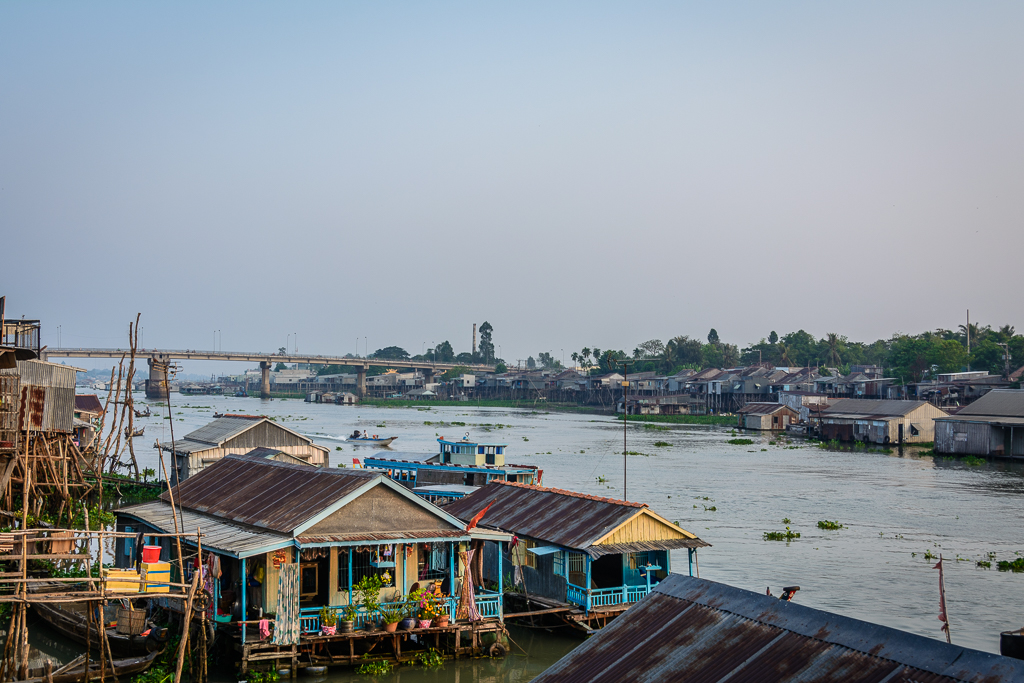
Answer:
top-left (948, 389), bottom-right (1024, 419)
top-left (534, 574), bottom-right (1024, 682)
top-left (737, 402), bottom-right (794, 415)
top-left (74, 394), bottom-right (104, 415)
top-left (444, 481), bottom-right (705, 554)
top-left (823, 399), bottom-right (937, 418)
top-left (162, 455), bottom-right (378, 533)
top-left (298, 530), bottom-right (469, 544)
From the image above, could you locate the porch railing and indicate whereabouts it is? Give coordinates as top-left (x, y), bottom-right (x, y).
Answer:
top-left (299, 593), bottom-right (502, 634)
top-left (566, 583), bottom-right (653, 611)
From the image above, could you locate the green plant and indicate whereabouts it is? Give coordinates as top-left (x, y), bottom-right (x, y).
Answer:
top-left (378, 604), bottom-right (405, 625)
top-left (962, 456), bottom-right (986, 466)
top-left (924, 550), bottom-right (937, 560)
top-left (782, 518), bottom-right (791, 524)
top-left (355, 658), bottom-right (393, 675)
top-left (653, 441), bottom-right (671, 447)
top-left (977, 560), bottom-right (992, 568)
top-left (817, 520), bottom-right (845, 530)
top-left (763, 527), bottom-right (800, 542)
top-left (342, 603), bottom-right (359, 621)
top-left (997, 558), bottom-right (1024, 572)
top-left (319, 606), bottom-right (338, 627)
top-left (246, 670), bottom-right (280, 683)
top-left (355, 574), bottom-right (384, 616)
top-left (415, 648), bottom-right (444, 669)
top-left (727, 438), bottom-right (754, 445)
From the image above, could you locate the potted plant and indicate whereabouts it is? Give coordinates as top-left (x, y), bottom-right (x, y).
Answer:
top-left (338, 604), bottom-right (358, 634)
top-left (434, 593), bottom-right (450, 627)
top-left (418, 591), bottom-right (445, 629)
top-left (319, 607), bottom-right (337, 636)
top-left (378, 605), bottom-right (404, 633)
top-left (354, 574), bottom-right (384, 629)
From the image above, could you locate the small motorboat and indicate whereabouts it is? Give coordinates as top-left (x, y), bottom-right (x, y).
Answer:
top-left (346, 432), bottom-right (397, 447)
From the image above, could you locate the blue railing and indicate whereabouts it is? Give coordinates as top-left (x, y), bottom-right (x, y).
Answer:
top-left (474, 590), bottom-right (502, 619)
top-left (566, 583), bottom-right (653, 611)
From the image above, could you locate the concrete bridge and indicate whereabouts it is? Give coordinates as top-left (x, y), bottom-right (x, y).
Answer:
top-left (43, 348), bottom-right (496, 399)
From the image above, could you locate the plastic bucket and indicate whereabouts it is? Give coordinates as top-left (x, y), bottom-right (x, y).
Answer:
top-left (142, 545), bottom-right (161, 563)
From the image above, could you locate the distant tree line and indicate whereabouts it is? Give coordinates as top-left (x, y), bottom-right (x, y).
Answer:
top-left (565, 323), bottom-right (1023, 384)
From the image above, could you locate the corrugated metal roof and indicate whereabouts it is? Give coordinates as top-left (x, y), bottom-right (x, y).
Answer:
top-left (162, 455), bottom-right (379, 533)
top-left (117, 500), bottom-right (290, 557)
top-left (16, 360), bottom-right (81, 389)
top-left (534, 574), bottom-right (1024, 683)
top-left (823, 399), bottom-right (938, 418)
top-left (737, 402), bottom-right (793, 415)
top-left (949, 390), bottom-right (1024, 419)
top-left (178, 415), bottom-right (267, 446)
top-left (587, 538), bottom-right (709, 558)
top-left (74, 394), bottom-right (104, 414)
top-left (444, 481), bottom-right (704, 554)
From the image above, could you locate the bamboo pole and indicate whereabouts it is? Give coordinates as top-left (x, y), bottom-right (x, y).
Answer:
top-left (174, 568), bottom-right (202, 683)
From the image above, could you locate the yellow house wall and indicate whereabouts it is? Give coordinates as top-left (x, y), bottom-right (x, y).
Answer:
top-left (597, 511), bottom-right (691, 546)
top-left (263, 549), bottom-right (292, 614)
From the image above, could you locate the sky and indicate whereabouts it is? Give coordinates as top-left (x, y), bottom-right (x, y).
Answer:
top-left (2, 2), bottom-right (1022, 373)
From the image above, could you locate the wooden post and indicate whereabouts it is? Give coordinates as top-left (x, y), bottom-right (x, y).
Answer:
top-left (174, 568), bottom-right (202, 683)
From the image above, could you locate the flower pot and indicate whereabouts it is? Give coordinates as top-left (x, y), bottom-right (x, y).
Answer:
top-left (399, 617), bottom-right (417, 631)
top-left (437, 615), bottom-right (449, 627)
top-left (338, 620), bottom-right (354, 634)
top-left (417, 619), bottom-right (432, 629)
top-left (320, 625), bottom-right (336, 636)
top-left (384, 622), bottom-right (399, 633)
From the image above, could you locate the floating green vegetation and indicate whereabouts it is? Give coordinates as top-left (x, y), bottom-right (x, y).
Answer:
top-left (335, 446), bottom-right (343, 451)
top-left (596, 475), bottom-right (607, 483)
top-left (355, 658), bottom-right (393, 675)
top-left (727, 438), bottom-right (754, 446)
top-left (415, 648), bottom-right (444, 669)
top-left (977, 560), bottom-right (992, 568)
top-left (817, 520), bottom-right (845, 530)
top-left (997, 558), bottom-right (1024, 572)
top-left (643, 424), bottom-right (671, 431)
top-left (924, 550), bottom-right (937, 560)
top-left (961, 456), bottom-right (986, 466)
top-left (763, 527), bottom-right (800, 542)
top-left (695, 496), bottom-right (714, 501)
top-left (760, 448), bottom-right (768, 452)
top-left (423, 421), bottom-right (433, 425)
top-left (653, 441), bottom-right (671, 447)
top-left (782, 517), bottom-right (791, 524)
top-left (768, 440), bottom-right (777, 446)
top-left (703, 505), bottom-right (717, 512)
top-left (522, 437), bottom-right (529, 441)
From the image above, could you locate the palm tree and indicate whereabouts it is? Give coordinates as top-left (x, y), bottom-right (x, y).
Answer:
top-left (778, 343), bottom-right (793, 366)
top-left (661, 342), bottom-right (678, 374)
top-left (825, 333), bottom-right (842, 366)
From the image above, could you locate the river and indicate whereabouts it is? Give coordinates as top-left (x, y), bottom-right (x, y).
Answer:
top-left (83, 393), bottom-right (1024, 678)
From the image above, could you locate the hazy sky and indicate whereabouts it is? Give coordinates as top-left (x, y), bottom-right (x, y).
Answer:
top-left (3, 2), bottom-right (1022, 373)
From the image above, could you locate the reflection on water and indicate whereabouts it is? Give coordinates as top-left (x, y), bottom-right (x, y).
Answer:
top-left (95, 394), bottom-right (1024, 661)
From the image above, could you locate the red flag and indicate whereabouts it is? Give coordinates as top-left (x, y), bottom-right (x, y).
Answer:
top-left (465, 500), bottom-right (496, 531)
top-left (934, 555), bottom-right (951, 643)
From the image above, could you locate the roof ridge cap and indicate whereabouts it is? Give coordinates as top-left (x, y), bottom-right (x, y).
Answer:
top-left (490, 479), bottom-right (646, 508)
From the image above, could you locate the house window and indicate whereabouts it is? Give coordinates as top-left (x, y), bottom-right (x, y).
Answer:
top-left (553, 551), bottom-right (565, 576)
top-left (339, 548), bottom-right (395, 591)
top-left (525, 540), bottom-right (537, 569)
top-left (910, 424), bottom-right (920, 436)
top-left (417, 542), bottom-right (449, 582)
top-left (511, 539), bottom-right (537, 569)
top-left (568, 552), bottom-right (585, 575)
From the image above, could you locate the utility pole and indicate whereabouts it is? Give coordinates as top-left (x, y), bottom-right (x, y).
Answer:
top-left (966, 309), bottom-right (971, 371)
top-left (611, 357), bottom-right (637, 501)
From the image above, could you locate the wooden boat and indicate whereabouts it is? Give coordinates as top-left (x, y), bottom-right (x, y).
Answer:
top-left (124, 426), bottom-right (145, 438)
top-left (346, 436), bottom-right (396, 446)
top-left (133, 407), bottom-right (151, 418)
top-left (29, 586), bottom-right (164, 656)
top-left (16, 650), bottom-right (160, 683)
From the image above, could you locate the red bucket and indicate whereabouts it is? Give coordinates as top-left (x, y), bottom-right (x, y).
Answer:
top-left (142, 545), bottom-right (161, 564)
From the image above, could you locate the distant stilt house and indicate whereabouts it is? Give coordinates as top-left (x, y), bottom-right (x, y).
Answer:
top-left (934, 389), bottom-right (1024, 457)
top-left (161, 414), bottom-right (329, 481)
top-left (115, 455), bottom-right (511, 671)
top-left (73, 394), bottom-right (104, 448)
top-left (818, 399), bottom-right (948, 444)
top-left (736, 402), bottom-right (799, 430)
top-left (444, 481), bottom-right (708, 630)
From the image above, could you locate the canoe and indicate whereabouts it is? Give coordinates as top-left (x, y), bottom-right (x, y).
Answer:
top-left (16, 650), bottom-right (160, 683)
top-left (29, 585), bottom-right (164, 656)
top-left (346, 436), bottom-right (396, 446)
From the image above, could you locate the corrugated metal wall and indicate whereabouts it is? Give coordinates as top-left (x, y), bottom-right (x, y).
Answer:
top-left (14, 360), bottom-right (77, 433)
top-left (935, 420), bottom-right (990, 455)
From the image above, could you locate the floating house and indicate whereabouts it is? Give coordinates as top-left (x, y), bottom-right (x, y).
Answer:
top-left (533, 574), bottom-right (1024, 682)
top-left (934, 389), bottom-right (1024, 457)
top-left (736, 402), bottom-right (799, 430)
top-left (161, 414), bottom-right (329, 480)
top-left (818, 399), bottom-right (947, 444)
top-left (115, 455), bottom-right (511, 670)
top-left (444, 481), bottom-right (708, 630)
top-left (362, 435), bottom-right (541, 494)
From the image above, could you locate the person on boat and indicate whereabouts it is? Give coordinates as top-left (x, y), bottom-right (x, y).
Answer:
top-left (350, 429), bottom-right (361, 439)
top-left (363, 430), bottom-right (368, 439)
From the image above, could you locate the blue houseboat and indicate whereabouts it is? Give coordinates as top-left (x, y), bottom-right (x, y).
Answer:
top-left (361, 436), bottom-right (541, 499)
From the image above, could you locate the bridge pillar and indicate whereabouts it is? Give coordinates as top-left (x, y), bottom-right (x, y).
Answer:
top-left (260, 361), bottom-right (272, 399)
top-left (357, 365), bottom-right (367, 398)
top-left (422, 369), bottom-right (434, 388)
top-left (145, 355), bottom-right (170, 399)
